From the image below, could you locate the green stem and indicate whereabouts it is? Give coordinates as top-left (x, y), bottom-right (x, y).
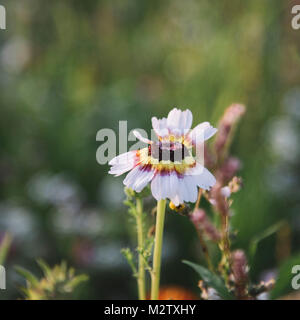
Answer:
top-left (151, 199), bottom-right (166, 300)
top-left (195, 228), bottom-right (214, 272)
top-left (219, 214), bottom-right (231, 285)
top-left (136, 198), bottom-right (146, 300)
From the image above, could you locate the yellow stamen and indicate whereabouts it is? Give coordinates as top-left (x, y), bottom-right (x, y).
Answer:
top-left (169, 201), bottom-right (186, 212)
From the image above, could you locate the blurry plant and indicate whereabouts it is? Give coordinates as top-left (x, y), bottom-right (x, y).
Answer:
top-left (0, 232), bottom-right (12, 265)
top-left (122, 187), bottom-right (153, 300)
top-left (15, 260), bottom-right (88, 300)
top-left (270, 253), bottom-right (300, 299)
top-left (184, 103), bottom-right (284, 299)
top-left (248, 220), bottom-right (286, 265)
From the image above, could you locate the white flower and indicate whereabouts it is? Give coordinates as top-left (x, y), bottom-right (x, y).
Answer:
top-left (108, 108), bottom-right (217, 205)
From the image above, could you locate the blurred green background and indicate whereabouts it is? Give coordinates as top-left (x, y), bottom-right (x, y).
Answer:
top-left (0, 0), bottom-right (300, 299)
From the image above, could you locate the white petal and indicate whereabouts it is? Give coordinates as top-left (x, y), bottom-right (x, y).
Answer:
top-left (167, 108), bottom-right (181, 128)
top-left (167, 108), bottom-right (193, 135)
top-left (186, 163), bottom-right (216, 190)
top-left (109, 163), bottom-right (135, 177)
top-left (123, 166), bottom-right (155, 192)
top-left (170, 194), bottom-right (182, 206)
top-left (134, 169), bottom-right (155, 192)
top-left (109, 150), bottom-right (136, 166)
top-left (189, 122), bottom-right (217, 145)
top-left (151, 117), bottom-right (169, 138)
top-left (171, 175), bottom-right (198, 205)
top-left (151, 172), bottom-right (179, 201)
top-left (108, 151), bottom-right (137, 176)
top-left (133, 130), bottom-right (152, 144)
top-left (181, 175), bottom-right (199, 202)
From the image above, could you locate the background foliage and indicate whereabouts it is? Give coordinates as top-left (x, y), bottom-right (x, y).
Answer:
top-left (0, 0), bottom-right (299, 299)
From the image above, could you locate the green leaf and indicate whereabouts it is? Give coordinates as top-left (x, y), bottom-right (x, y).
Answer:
top-left (249, 220), bottom-right (285, 263)
top-left (14, 266), bottom-right (39, 286)
top-left (121, 248), bottom-right (137, 276)
top-left (183, 260), bottom-right (234, 300)
top-left (36, 259), bottom-right (51, 277)
top-left (65, 274), bottom-right (89, 291)
top-left (270, 253), bottom-right (300, 299)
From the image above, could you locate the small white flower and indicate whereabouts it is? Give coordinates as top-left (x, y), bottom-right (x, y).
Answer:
top-left (108, 108), bottom-right (217, 205)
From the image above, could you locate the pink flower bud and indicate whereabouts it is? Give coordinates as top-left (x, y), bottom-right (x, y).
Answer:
top-left (215, 104), bottom-right (246, 158)
top-left (190, 209), bottom-right (221, 242)
top-left (219, 157), bottom-right (241, 183)
top-left (210, 184), bottom-right (229, 217)
top-left (231, 249), bottom-right (249, 299)
top-left (222, 104), bottom-right (246, 126)
top-left (190, 208), bottom-right (206, 224)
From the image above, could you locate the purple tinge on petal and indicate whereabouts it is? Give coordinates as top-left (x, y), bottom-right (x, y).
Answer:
top-left (149, 163), bottom-right (215, 204)
top-left (123, 165), bottom-right (155, 193)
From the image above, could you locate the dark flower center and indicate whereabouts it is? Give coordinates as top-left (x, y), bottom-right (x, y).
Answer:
top-left (148, 142), bottom-right (190, 162)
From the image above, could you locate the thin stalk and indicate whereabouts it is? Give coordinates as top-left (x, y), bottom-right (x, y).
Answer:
top-left (195, 189), bottom-right (202, 209)
top-left (221, 214), bottom-right (231, 260)
top-left (193, 189), bottom-right (214, 272)
top-left (195, 228), bottom-right (214, 272)
top-left (151, 199), bottom-right (166, 300)
top-left (136, 198), bottom-right (146, 300)
top-left (219, 213), bottom-right (231, 284)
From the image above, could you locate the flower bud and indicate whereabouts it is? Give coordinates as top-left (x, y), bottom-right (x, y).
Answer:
top-left (210, 184), bottom-right (229, 217)
top-left (190, 208), bottom-right (206, 224)
top-left (190, 209), bottom-right (220, 242)
top-left (218, 157), bottom-right (241, 183)
top-left (231, 249), bottom-right (249, 299)
top-left (215, 104), bottom-right (246, 159)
